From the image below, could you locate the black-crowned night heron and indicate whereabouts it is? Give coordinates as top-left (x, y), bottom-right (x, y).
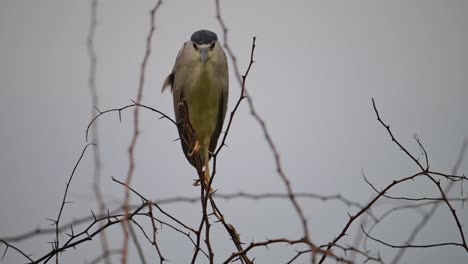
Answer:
top-left (162, 29), bottom-right (228, 188)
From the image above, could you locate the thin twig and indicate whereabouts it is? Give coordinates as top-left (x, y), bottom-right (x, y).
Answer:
top-left (33, 204), bottom-right (149, 263)
top-left (0, 240), bottom-right (33, 262)
top-left (222, 238), bottom-right (351, 264)
top-left (86, 0), bottom-right (111, 263)
top-left (318, 99), bottom-right (468, 263)
top-left (128, 220), bottom-right (147, 264)
top-left (52, 143), bottom-right (95, 264)
top-left (86, 102), bottom-right (176, 142)
top-left (148, 201), bottom-right (165, 263)
top-left (1, 191), bottom-right (366, 243)
top-left (391, 139), bottom-right (468, 263)
top-left (88, 249), bottom-right (121, 264)
top-left (214, 1), bottom-right (313, 261)
top-left (362, 225), bottom-right (464, 249)
top-left (371, 98), bottom-right (467, 252)
top-left (202, 35), bottom-right (258, 264)
top-left (121, 2), bottom-right (164, 263)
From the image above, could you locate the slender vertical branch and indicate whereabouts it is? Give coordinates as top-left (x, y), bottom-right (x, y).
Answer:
top-left (86, 0), bottom-right (111, 263)
top-left (148, 201), bottom-right (165, 263)
top-left (53, 143), bottom-right (95, 264)
top-left (121, 1), bottom-right (164, 263)
top-left (128, 220), bottom-right (147, 264)
top-left (215, 0), bottom-right (312, 261)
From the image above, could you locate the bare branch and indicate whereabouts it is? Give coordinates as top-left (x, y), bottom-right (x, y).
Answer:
top-left (362, 225), bottom-right (464, 249)
top-left (0, 240), bottom-right (33, 262)
top-left (391, 139), bottom-right (468, 263)
top-left (53, 143), bottom-right (95, 264)
top-left (214, 2), bottom-right (312, 261)
top-left (121, 3), bottom-right (164, 262)
top-left (222, 238), bottom-right (351, 264)
top-left (86, 0), bottom-right (111, 262)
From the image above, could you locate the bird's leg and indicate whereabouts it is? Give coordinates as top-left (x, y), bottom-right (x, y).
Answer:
top-left (203, 137), bottom-right (212, 192)
top-left (188, 140), bottom-right (201, 157)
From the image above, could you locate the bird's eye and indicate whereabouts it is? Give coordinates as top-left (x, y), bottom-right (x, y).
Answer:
top-left (192, 43), bottom-right (198, 50)
top-left (209, 42), bottom-right (216, 50)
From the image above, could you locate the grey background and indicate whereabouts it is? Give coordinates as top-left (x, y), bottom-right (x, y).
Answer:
top-left (1, 0), bottom-right (467, 263)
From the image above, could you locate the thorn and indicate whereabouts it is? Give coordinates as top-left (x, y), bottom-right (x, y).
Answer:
top-left (94, 106), bottom-right (102, 114)
top-left (1, 245), bottom-right (8, 261)
top-left (90, 210), bottom-right (97, 221)
top-left (47, 218), bottom-right (57, 226)
top-left (118, 110), bottom-right (122, 123)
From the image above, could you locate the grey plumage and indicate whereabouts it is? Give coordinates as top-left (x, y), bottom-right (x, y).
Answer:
top-left (162, 30), bottom-right (229, 177)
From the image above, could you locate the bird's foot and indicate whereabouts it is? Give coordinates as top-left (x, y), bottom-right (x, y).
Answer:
top-left (192, 179), bottom-right (201, 186)
top-left (203, 168), bottom-right (213, 193)
top-left (188, 140), bottom-right (201, 157)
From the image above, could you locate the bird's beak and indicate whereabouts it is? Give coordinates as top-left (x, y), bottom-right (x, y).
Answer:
top-left (199, 47), bottom-right (208, 63)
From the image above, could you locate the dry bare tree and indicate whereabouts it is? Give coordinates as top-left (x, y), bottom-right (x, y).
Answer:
top-left (1, 1), bottom-right (467, 264)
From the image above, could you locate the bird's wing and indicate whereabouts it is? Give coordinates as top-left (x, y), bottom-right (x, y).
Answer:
top-left (161, 72), bottom-right (174, 92)
top-left (209, 85), bottom-right (228, 155)
top-left (175, 87), bottom-right (204, 168)
top-left (161, 42), bottom-right (186, 93)
top-left (168, 42), bottom-right (203, 168)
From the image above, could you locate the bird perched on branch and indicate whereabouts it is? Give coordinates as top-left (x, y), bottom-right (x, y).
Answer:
top-left (162, 29), bottom-right (229, 188)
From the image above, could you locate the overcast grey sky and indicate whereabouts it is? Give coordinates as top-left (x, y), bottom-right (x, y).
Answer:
top-left (1, 1), bottom-right (467, 263)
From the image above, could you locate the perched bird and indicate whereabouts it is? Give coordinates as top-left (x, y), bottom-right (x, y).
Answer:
top-left (162, 30), bottom-right (229, 187)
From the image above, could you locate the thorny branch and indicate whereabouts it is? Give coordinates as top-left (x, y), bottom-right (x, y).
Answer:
top-left (317, 99), bottom-right (467, 263)
top-left (2, 90), bottom-right (467, 264)
top-left (122, 2), bottom-right (164, 263)
top-left (362, 225), bottom-right (465, 249)
top-left (0, 191), bottom-right (367, 243)
top-left (2, 2), bottom-right (467, 264)
top-left (52, 143), bottom-right (95, 264)
top-left (147, 200), bottom-right (165, 263)
top-left (86, 0), bottom-right (111, 263)
top-left (390, 139), bottom-right (468, 263)
top-left (371, 99), bottom-right (467, 252)
top-left (0, 240), bottom-right (33, 263)
top-left (222, 238), bottom-right (351, 264)
top-left (86, 102), bottom-right (176, 142)
top-left (214, 1), bottom-right (313, 262)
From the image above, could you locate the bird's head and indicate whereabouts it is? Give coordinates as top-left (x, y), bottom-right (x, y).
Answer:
top-left (190, 30), bottom-right (220, 64)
